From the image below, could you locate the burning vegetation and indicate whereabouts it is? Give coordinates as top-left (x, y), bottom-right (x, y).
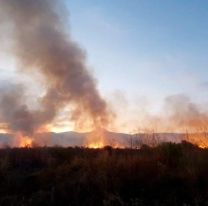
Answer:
top-left (0, 2), bottom-right (208, 205)
top-left (0, 0), bottom-right (208, 149)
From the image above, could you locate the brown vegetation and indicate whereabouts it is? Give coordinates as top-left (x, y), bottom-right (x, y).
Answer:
top-left (0, 142), bottom-right (207, 205)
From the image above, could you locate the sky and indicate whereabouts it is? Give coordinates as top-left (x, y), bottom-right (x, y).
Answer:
top-left (1, 0), bottom-right (208, 132)
top-left (67, 0), bottom-right (208, 107)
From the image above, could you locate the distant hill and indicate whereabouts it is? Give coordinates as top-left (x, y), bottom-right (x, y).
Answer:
top-left (0, 130), bottom-right (191, 148)
top-left (0, 133), bottom-right (13, 147)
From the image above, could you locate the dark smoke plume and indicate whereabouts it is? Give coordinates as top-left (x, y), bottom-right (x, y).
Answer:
top-left (0, 0), bottom-right (110, 136)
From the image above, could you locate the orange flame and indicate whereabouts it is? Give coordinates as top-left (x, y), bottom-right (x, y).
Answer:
top-left (19, 137), bottom-right (33, 148)
top-left (85, 128), bottom-right (108, 148)
top-left (16, 133), bottom-right (33, 148)
top-left (186, 133), bottom-right (208, 149)
top-left (87, 142), bottom-right (105, 149)
top-left (85, 127), bottom-right (125, 149)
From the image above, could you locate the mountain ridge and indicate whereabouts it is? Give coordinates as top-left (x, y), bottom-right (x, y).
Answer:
top-left (0, 130), bottom-right (193, 147)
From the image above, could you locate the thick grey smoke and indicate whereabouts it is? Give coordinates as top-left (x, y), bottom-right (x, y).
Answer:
top-left (0, 0), bottom-right (110, 135)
